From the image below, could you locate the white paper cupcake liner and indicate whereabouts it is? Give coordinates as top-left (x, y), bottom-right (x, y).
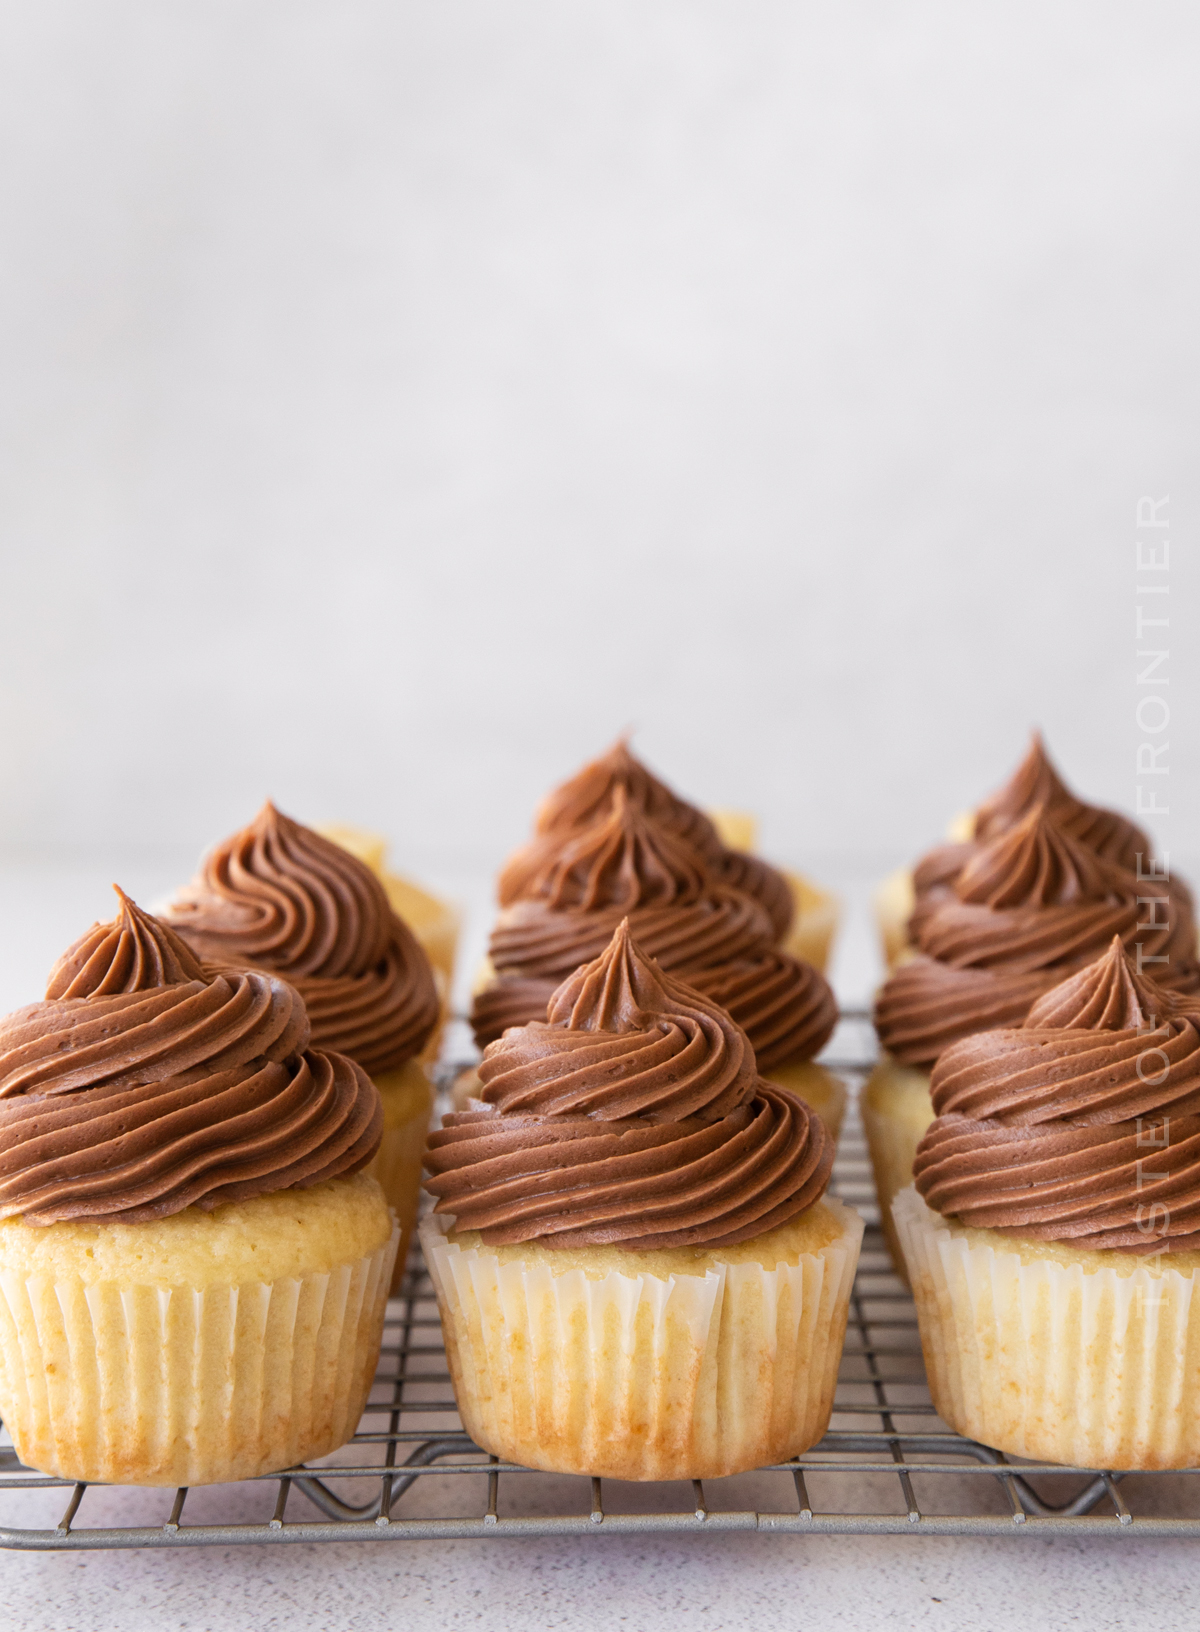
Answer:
top-left (420, 1199), bottom-right (863, 1481)
top-left (894, 1185), bottom-right (1200, 1470)
top-left (0, 1224), bottom-right (398, 1486)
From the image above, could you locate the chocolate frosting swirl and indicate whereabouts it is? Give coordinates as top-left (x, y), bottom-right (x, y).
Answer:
top-left (711, 848), bottom-right (796, 940)
top-left (478, 798), bottom-right (774, 1036)
top-left (164, 802), bottom-right (438, 1076)
top-left (477, 887), bottom-right (836, 1068)
top-left (876, 804), bottom-right (1199, 1068)
top-left (873, 961), bottom-right (1060, 1069)
top-left (913, 734), bottom-right (1194, 921)
top-left (472, 944), bottom-right (837, 1072)
top-left (505, 741), bottom-right (726, 883)
top-left (498, 742), bottom-right (794, 936)
top-left (913, 939), bottom-right (1200, 1252)
top-left (0, 891), bottom-right (382, 1224)
top-left (488, 883), bottom-right (774, 984)
top-left (428, 922), bottom-right (832, 1248)
top-left (469, 974), bottom-right (561, 1048)
top-left (686, 949), bottom-right (838, 1072)
top-left (477, 749), bottom-right (830, 1060)
top-left (500, 786), bottom-right (709, 913)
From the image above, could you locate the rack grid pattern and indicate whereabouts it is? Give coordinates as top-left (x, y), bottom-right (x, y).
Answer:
top-left (2, 1012), bottom-right (1199, 1550)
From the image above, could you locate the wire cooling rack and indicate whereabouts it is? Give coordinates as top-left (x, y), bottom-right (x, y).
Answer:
top-left (2, 1010), bottom-right (1199, 1550)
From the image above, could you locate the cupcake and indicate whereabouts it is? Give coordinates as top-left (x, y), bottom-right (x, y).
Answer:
top-left (500, 741), bottom-right (838, 970)
top-left (896, 939), bottom-right (1200, 1469)
top-left (422, 921), bottom-right (862, 1481)
top-left (164, 802), bottom-right (439, 1287)
top-left (315, 822), bottom-right (461, 995)
top-left (0, 891), bottom-right (395, 1486)
top-left (471, 781), bottom-right (844, 1137)
top-left (865, 749), bottom-right (1199, 1271)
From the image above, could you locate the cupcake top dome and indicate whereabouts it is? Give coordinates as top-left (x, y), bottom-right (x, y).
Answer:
top-left (875, 800), bottom-right (1200, 1069)
top-left (475, 791), bottom-right (836, 1068)
top-left (0, 890), bottom-right (381, 1224)
top-left (428, 921), bottom-right (832, 1250)
top-left (163, 802), bottom-right (439, 1077)
top-left (913, 938), bottom-right (1200, 1252)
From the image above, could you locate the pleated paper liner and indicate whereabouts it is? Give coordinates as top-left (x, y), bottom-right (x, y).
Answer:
top-left (420, 1198), bottom-right (863, 1482)
top-left (0, 1225), bottom-right (398, 1486)
top-left (894, 1185), bottom-right (1200, 1470)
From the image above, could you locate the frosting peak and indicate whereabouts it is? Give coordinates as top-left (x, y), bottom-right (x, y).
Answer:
top-left (514, 788), bottom-right (708, 913)
top-left (166, 802), bottom-right (393, 977)
top-left (1024, 935), bottom-right (1168, 1032)
top-left (531, 739), bottom-right (725, 859)
top-left (478, 746), bottom-right (825, 1059)
top-left (480, 918), bottom-right (757, 1123)
top-left (975, 733), bottom-right (1072, 829)
top-left (427, 924), bottom-right (832, 1249)
top-left (46, 888), bottom-right (207, 998)
top-left (546, 914), bottom-right (682, 1032)
top-left (953, 806), bottom-right (1115, 910)
top-left (497, 743), bottom-right (793, 936)
top-left (974, 733), bottom-right (1151, 870)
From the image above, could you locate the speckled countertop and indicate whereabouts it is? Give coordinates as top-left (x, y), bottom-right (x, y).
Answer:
top-left (0, 856), bottom-right (1197, 1632)
top-left (7, 1527), bottom-right (1200, 1632)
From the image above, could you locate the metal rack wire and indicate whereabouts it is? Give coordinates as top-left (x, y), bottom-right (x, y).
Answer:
top-left (2, 1010), bottom-right (1199, 1550)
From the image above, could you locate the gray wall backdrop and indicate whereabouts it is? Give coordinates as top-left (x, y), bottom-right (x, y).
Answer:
top-left (2, 2), bottom-right (1195, 917)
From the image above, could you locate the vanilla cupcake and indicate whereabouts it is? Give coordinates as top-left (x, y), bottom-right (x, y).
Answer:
top-left (0, 892), bottom-right (395, 1486)
top-left (472, 785), bottom-right (845, 1137)
top-left (423, 922), bottom-right (861, 1481)
top-left (897, 940), bottom-right (1200, 1469)
top-left (866, 764), bottom-right (1199, 1271)
top-left (164, 803), bottom-right (439, 1287)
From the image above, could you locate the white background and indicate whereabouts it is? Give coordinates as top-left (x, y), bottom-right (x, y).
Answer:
top-left (1, 1), bottom-right (1195, 894)
top-left (0, 6), bottom-right (1198, 1626)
